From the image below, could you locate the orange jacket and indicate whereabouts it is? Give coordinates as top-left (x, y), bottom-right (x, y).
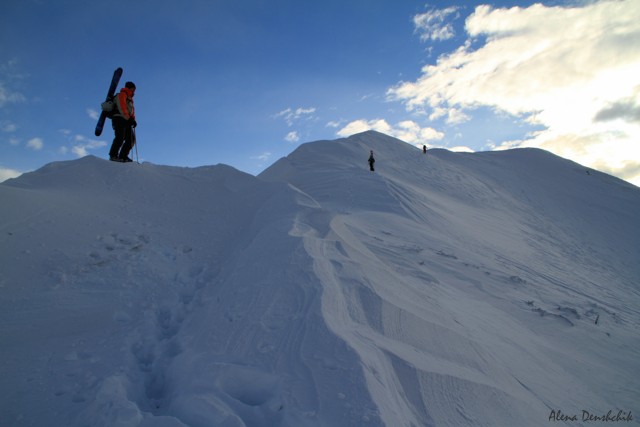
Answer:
top-left (115, 87), bottom-right (135, 120)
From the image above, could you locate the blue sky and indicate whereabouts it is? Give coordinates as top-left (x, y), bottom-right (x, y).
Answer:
top-left (1, 0), bottom-right (639, 185)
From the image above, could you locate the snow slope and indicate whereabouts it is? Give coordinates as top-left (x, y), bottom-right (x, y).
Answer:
top-left (1, 131), bottom-right (639, 426)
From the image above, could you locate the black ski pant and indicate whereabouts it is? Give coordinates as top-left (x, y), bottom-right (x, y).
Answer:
top-left (109, 117), bottom-right (133, 160)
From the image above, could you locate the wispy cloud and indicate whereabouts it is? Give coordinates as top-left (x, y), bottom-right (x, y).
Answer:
top-left (1, 120), bottom-right (18, 132)
top-left (87, 108), bottom-right (99, 121)
top-left (390, 0), bottom-right (640, 185)
top-left (0, 59), bottom-right (27, 108)
top-left (252, 152), bottom-right (271, 162)
top-left (274, 107), bottom-right (317, 126)
top-left (413, 6), bottom-right (460, 42)
top-left (326, 120), bottom-right (344, 129)
top-left (0, 82), bottom-right (27, 108)
top-left (26, 137), bottom-right (43, 151)
top-left (250, 151), bottom-right (272, 169)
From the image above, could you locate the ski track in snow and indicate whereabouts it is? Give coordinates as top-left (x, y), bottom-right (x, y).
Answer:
top-left (1, 131), bottom-right (639, 426)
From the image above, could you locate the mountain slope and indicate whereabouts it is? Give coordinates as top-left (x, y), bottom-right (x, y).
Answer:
top-left (262, 131), bottom-right (640, 426)
top-left (1, 132), bottom-right (638, 426)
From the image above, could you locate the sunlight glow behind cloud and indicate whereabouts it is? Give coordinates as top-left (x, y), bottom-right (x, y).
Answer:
top-left (389, 0), bottom-right (640, 185)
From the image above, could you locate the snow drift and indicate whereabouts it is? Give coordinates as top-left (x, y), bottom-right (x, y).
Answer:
top-left (1, 131), bottom-right (638, 426)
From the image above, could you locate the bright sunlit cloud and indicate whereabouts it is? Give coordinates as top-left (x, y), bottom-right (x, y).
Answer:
top-left (413, 6), bottom-right (460, 42)
top-left (0, 166), bottom-right (21, 182)
top-left (337, 119), bottom-right (444, 147)
top-left (389, 0), bottom-right (640, 185)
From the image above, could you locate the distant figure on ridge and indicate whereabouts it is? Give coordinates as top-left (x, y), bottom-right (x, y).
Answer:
top-left (109, 81), bottom-right (137, 163)
top-left (368, 150), bottom-right (375, 172)
top-left (423, 145), bottom-right (427, 154)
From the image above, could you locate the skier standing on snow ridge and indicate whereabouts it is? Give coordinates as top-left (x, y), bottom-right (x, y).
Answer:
top-left (109, 81), bottom-right (137, 162)
top-left (368, 150), bottom-right (375, 171)
top-left (423, 145), bottom-right (427, 154)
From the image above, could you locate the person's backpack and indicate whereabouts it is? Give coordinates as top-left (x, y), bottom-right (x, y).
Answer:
top-left (101, 94), bottom-right (119, 119)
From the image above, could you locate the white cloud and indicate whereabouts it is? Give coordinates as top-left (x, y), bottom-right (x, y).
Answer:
top-left (295, 107), bottom-right (315, 115)
top-left (326, 120), bottom-right (344, 128)
top-left (390, 0), bottom-right (640, 186)
top-left (71, 136), bottom-right (106, 157)
top-left (0, 59), bottom-right (27, 108)
top-left (449, 146), bottom-right (475, 153)
top-left (413, 7), bottom-right (459, 42)
top-left (274, 108), bottom-right (291, 117)
top-left (71, 144), bottom-right (98, 157)
top-left (429, 107), bottom-right (470, 125)
top-left (87, 108), bottom-right (99, 120)
top-left (1, 120), bottom-right (18, 132)
top-left (58, 131), bottom-right (106, 157)
top-left (274, 107), bottom-right (317, 126)
top-left (251, 152), bottom-right (272, 162)
top-left (337, 119), bottom-right (392, 138)
top-left (250, 151), bottom-right (272, 169)
top-left (0, 82), bottom-right (26, 108)
top-left (337, 119), bottom-right (444, 146)
top-left (0, 166), bottom-right (21, 182)
top-left (285, 131), bottom-right (300, 143)
top-left (26, 137), bottom-right (43, 151)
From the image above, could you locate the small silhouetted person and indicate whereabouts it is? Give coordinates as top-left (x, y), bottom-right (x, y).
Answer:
top-left (423, 145), bottom-right (427, 154)
top-left (368, 150), bottom-right (375, 171)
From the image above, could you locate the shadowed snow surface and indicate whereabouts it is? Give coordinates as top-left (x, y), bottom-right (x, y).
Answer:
top-left (1, 131), bottom-right (638, 426)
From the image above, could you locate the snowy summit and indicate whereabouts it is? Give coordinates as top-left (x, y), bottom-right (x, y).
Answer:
top-left (1, 131), bottom-right (639, 426)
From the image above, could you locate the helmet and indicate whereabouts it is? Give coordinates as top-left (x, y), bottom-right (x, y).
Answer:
top-left (125, 81), bottom-right (136, 90)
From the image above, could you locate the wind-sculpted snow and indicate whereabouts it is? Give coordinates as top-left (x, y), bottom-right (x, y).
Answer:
top-left (1, 131), bottom-right (638, 426)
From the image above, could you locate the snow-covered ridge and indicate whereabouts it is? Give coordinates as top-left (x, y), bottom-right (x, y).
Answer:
top-left (1, 131), bottom-right (638, 426)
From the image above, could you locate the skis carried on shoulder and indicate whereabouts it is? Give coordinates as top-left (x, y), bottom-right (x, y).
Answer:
top-left (94, 67), bottom-right (123, 136)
